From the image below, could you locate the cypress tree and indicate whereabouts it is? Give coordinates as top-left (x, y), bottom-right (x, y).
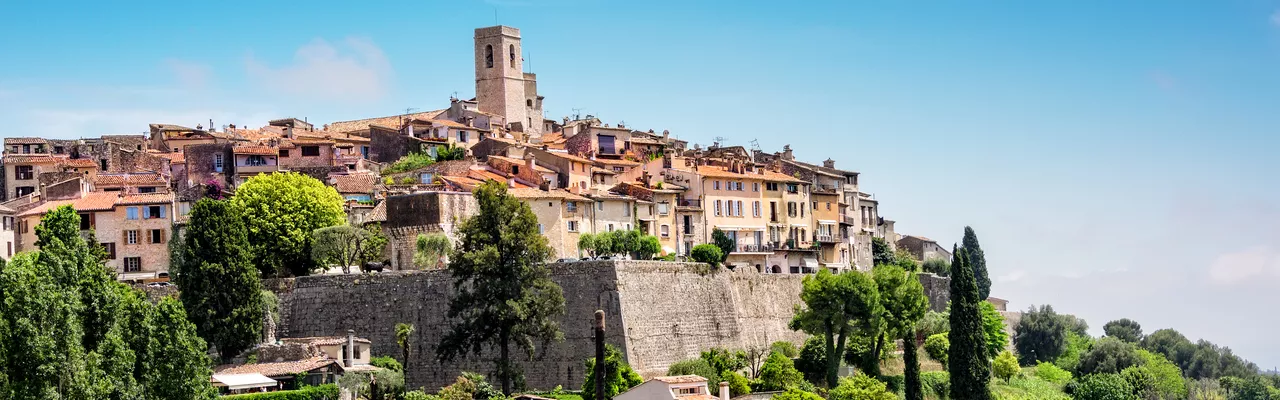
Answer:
top-left (948, 244), bottom-right (991, 400)
top-left (904, 331), bottom-right (923, 400)
top-left (962, 226), bottom-right (991, 300)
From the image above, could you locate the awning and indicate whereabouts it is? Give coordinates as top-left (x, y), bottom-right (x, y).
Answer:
top-left (817, 220), bottom-right (838, 225)
top-left (713, 226), bottom-right (766, 231)
top-left (118, 272), bottom-right (158, 281)
top-left (212, 373), bottom-right (277, 390)
top-left (801, 256), bottom-right (819, 267)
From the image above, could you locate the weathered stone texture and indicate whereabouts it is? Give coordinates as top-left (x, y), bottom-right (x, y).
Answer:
top-left (917, 272), bottom-right (950, 312)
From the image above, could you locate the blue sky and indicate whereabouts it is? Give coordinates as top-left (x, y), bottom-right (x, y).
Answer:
top-left (3, 0), bottom-right (1280, 367)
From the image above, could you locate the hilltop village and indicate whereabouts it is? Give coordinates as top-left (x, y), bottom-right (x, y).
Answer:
top-left (0, 25), bottom-right (952, 280)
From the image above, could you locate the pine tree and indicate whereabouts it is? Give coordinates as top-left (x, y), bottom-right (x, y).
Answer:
top-left (175, 199), bottom-right (265, 362)
top-left (437, 180), bottom-right (566, 395)
top-left (948, 244), bottom-right (991, 400)
top-left (961, 227), bottom-right (991, 300)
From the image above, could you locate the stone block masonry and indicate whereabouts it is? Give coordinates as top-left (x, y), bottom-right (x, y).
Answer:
top-left (271, 261), bottom-right (949, 391)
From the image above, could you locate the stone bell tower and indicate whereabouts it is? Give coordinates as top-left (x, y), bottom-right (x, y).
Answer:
top-left (475, 26), bottom-right (541, 136)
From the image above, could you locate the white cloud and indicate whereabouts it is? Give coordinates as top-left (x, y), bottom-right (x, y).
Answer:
top-left (1209, 246), bottom-right (1280, 285)
top-left (245, 37), bottom-right (392, 102)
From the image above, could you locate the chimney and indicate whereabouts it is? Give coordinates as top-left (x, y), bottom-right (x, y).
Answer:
top-left (824, 158), bottom-right (835, 168)
top-left (719, 382), bottom-right (729, 400)
top-left (782, 145), bottom-right (794, 161)
top-left (344, 330), bottom-right (355, 368)
top-left (507, 177), bottom-right (516, 188)
top-left (525, 155), bottom-right (536, 173)
top-left (663, 130), bottom-right (670, 140)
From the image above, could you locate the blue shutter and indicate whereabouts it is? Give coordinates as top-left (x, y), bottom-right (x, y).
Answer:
top-left (159, 206), bottom-right (167, 219)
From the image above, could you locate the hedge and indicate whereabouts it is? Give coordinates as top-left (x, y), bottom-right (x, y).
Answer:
top-left (223, 384), bottom-right (340, 400)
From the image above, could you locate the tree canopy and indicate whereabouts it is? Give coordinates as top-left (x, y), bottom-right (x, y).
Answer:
top-left (581, 345), bottom-right (643, 400)
top-left (789, 269), bottom-right (881, 387)
top-left (1103, 318), bottom-right (1144, 344)
top-left (1014, 304), bottom-right (1069, 365)
top-left (174, 198), bottom-right (265, 362)
top-left (947, 246), bottom-right (991, 400)
top-left (437, 180), bottom-right (565, 395)
top-left (960, 227), bottom-right (990, 300)
top-left (232, 172), bottom-right (346, 277)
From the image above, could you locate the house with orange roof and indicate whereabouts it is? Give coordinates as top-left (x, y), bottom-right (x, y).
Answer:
top-left (232, 144), bottom-right (281, 184)
top-left (3, 153), bottom-right (63, 200)
top-left (615, 375), bottom-right (725, 400)
top-left (508, 187), bottom-right (591, 259)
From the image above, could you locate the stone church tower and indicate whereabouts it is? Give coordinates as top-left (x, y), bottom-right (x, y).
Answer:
top-left (474, 25), bottom-right (543, 137)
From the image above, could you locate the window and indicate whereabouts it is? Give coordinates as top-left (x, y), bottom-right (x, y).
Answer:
top-left (813, 201), bottom-right (818, 210)
top-left (676, 387), bottom-right (700, 395)
top-left (15, 186), bottom-right (34, 197)
top-left (612, 166), bottom-right (624, 173)
top-left (2, 216), bottom-right (10, 231)
top-left (801, 203), bottom-right (805, 217)
top-left (15, 166), bottom-right (33, 180)
top-left (714, 181), bottom-right (721, 190)
top-left (683, 215), bottom-right (693, 234)
top-left (126, 230), bottom-right (138, 245)
top-left (566, 201), bottom-right (577, 213)
top-left (753, 182), bottom-right (760, 192)
top-left (138, 186), bottom-right (157, 193)
top-left (245, 155), bottom-right (267, 166)
top-left (737, 182), bottom-right (745, 191)
top-left (827, 202), bottom-right (832, 210)
top-left (458, 131), bottom-right (469, 142)
top-left (124, 257), bottom-right (141, 272)
top-left (661, 225), bottom-right (670, 237)
top-left (301, 146), bottom-right (320, 157)
top-left (737, 201), bottom-right (744, 217)
top-left (53, 146), bottom-right (64, 154)
top-left (567, 220), bottom-right (578, 232)
top-left (715, 200), bottom-right (722, 216)
top-left (100, 159), bottom-right (109, 171)
top-left (657, 202), bottom-right (669, 215)
top-left (509, 44), bottom-right (516, 65)
top-left (126, 207), bottom-right (139, 220)
top-left (753, 201), bottom-right (761, 217)
top-left (787, 183), bottom-right (799, 193)
top-left (102, 243), bottom-right (115, 259)
top-left (608, 224), bottom-right (615, 232)
top-left (624, 203), bottom-right (631, 217)
top-left (526, 99), bottom-right (533, 107)
top-left (354, 344), bottom-right (362, 360)
top-left (22, 144), bottom-right (30, 153)
top-left (485, 45), bottom-right (494, 68)
top-left (597, 201), bottom-right (605, 211)
top-left (145, 205), bottom-right (165, 219)
top-left (149, 229), bottom-right (164, 244)
top-left (213, 154), bottom-right (223, 170)
top-left (512, 165), bottom-right (521, 175)
top-left (78, 213), bottom-right (92, 230)
top-left (767, 182), bottom-right (779, 191)
top-left (538, 224), bottom-right (544, 234)
top-left (788, 202), bottom-right (797, 217)
top-left (279, 149), bottom-right (290, 157)
top-left (6, 242), bottom-right (10, 258)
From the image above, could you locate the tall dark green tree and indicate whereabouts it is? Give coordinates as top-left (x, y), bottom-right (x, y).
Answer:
top-left (175, 199), bottom-right (265, 362)
top-left (1103, 318), bottom-right (1144, 343)
top-left (1013, 304), bottom-right (1069, 365)
top-left (871, 237), bottom-right (893, 266)
top-left (947, 245), bottom-right (991, 400)
top-left (712, 228), bottom-right (735, 263)
top-left (865, 265), bottom-right (928, 379)
top-left (437, 181), bottom-right (566, 395)
top-left (903, 334), bottom-right (923, 400)
top-left (960, 227), bottom-right (990, 300)
top-left (790, 269), bottom-right (881, 388)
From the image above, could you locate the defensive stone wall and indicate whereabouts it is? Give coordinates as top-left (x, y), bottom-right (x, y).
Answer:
top-left (271, 261), bottom-right (948, 391)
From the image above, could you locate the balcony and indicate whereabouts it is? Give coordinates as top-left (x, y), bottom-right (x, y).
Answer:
top-left (812, 184), bottom-right (839, 194)
top-left (816, 234), bottom-right (838, 243)
top-left (733, 243), bottom-right (777, 254)
top-left (676, 198), bottom-right (702, 210)
top-left (236, 164), bottom-right (278, 175)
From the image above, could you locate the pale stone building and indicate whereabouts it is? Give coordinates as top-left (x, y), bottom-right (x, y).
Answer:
top-left (509, 187), bottom-right (590, 260)
top-left (475, 26), bottom-right (543, 137)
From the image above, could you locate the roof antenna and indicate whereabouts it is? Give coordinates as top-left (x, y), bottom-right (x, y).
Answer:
top-left (494, 8), bottom-right (498, 25)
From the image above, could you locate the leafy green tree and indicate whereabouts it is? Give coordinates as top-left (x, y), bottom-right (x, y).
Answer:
top-left (1103, 319), bottom-right (1144, 344)
top-left (1226, 376), bottom-right (1271, 400)
top-left (577, 233), bottom-right (597, 258)
top-left (1123, 349), bottom-right (1187, 400)
top-left (434, 143), bottom-right (468, 162)
top-left (437, 180), bottom-right (566, 395)
top-left (385, 153), bottom-right (436, 174)
top-left (361, 223), bottom-right (388, 265)
top-left (1054, 331), bottom-right (1093, 373)
top-left (581, 345), bottom-right (643, 400)
top-left (312, 225), bottom-right (372, 274)
top-left (758, 350), bottom-right (806, 391)
top-left (993, 350), bottom-right (1019, 381)
top-left (922, 258), bottom-right (950, 276)
top-left (232, 172), bottom-right (346, 277)
top-left (701, 347), bottom-right (747, 375)
top-left (772, 341), bottom-right (800, 358)
top-left (790, 269), bottom-right (881, 387)
top-left (980, 301), bottom-right (1007, 359)
top-left (829, 374), bottom-right (897, 400)
top-left (142, 296), bottom-right (219, 399)
top-left (395, 323), bottom-right (414, 366)
top-left (864, 265), bottom-right (928, 378)
top-left (960, 227), bottom-right (990, 300)
top-left (668, 357), bottom-right (719, 382)
top-left (414, 233), bottom-right (453, 269)
top-left (773, 388), bottom-right (825, 400)
top-left (1061, 314), bottom-right (1090, 337)
top-left (925, 333), bottom-right (949, 369)
top-left (947, 246), bottom-right (991, 400)
top-left (903, 333), bottom-right (923, 400)
top-left (1014, 304), bottom-right (1069, 365)
top-left (917, 310), bottom-right (949, 338)
top-left (636, 235), bottom-right (662, 260)
top-left (795, 336), bottom-right (828, 384)
top-left (1074, 373), bottom-right (1138, 400)
top-left (1077, 337), bottom-right (1142, 376)
top-left (1140, 329), bottom-right (1194, 369)
top-left (711, 228), bottom-right (735, 262)
top-left (175, 199), bottom-right (265, 362)
top-left (871, 237), bottom-right (893, 266)
top-left (690, 244), bottom-right (724, 266)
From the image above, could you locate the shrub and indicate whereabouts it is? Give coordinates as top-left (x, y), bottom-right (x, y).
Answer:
top-left (401, 390), bottom-right (433, 400)
top-left (877, 375), bottom-right (905, 394)
top-left (993, 350), bottom-right (1020, 381)
top-left (1053, 332), bottom-right (1092, 372)
top-left (722, 371), bottom-right (752, 398)
top-left (371, 356), bottom-right (403, 372)
top-left (918, 310), bottom-right (950, 338)
top-left (1076, 337), bottom-right (1142, 376)
top-left (771, 341), bottom-right (800, 358)
top-left (758, 350), bottom-right (806, 391)
top-left (386, 153), bottom-right (435, 174)
top-left (668, 358), bottom-right (719, 384)
top-left (924, 333), bottom-right (949, 369)
top-left (690, 244), bottom-right (724, 266)
top-left (981, 301), bottom-right (1009, 358)
top-left (922, 258), bottom-right (950, 276)
top-left (1073, 373), bottom-right (1137, 400)
top-left (222, 384), bottom-right (340, 399)
top-left (582, 344), bottom-right (643, 400)
top-left (921, 371), bottom-right (949, 399)
top-left (829, 374), bottom-right (898, 400)
top-left (1032, 362), bottom-right (1072, 386)
top-left (991, 376), bottom-right (1071, 400)
top-left (795, 336), bottom-right (827, 385)
top-left (1125, 350), bottom-right (1187, 400)
top-left (773, 388), bottom-right (825, 400)
top-left (701, 347), bottom-right (747, 375)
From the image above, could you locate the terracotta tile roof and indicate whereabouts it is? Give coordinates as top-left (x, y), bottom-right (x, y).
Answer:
top-left (214, 357), bottom-right (339, 378)
top-left (594, 158), bottom-right (641, 167)
top-left (234, 145), bottom-right (278, 156)
top-left (325, 110), bottom-right (445, 133)
top-left (94, 173), bottom-right (167, 187)
top-left (4, 137), bottom-right (48, 145)
top-left (367, 201), bottom-right (386, 222)
top-left (280, 336), bottom-right (371, 346)
top-left (591, 167), bottom-right (616, 175)
top-left (439, 175), bottom-right (484, 191)
top-left (150, 123), bottom-right (198, 131)
top-left (332, 173), bottom-right (377, 194)
top-left (0, 204), bottom-right (14, 214)
top-left (288, 137), bottom-right (335, 145)
top-left (58, 158), bottom-right (98, 168)
top-left (117, 193), bottom-right (174, 205)
top-left (539, 132), bottom-right (565, 143)
top-left (508, 188), bottom-right (590, 201)
top-left (543, 151), bottom-right (593, 164)
top-left (680, 395), bottom-right (718, 400)
top-left (18, 192), bottom-right (120, 217)
top-left (487, 155), bottom-right (554, 173)
top-left (4, 154), bottom-right (62, 164)
top-left (653, 375), bottom-right (708, 384)
top-left (410, 118), bottom-right (467, 128)
top-left (156, 152), bottom-right (185, 163)
top-left (466, 168), bottom-right (533, 188)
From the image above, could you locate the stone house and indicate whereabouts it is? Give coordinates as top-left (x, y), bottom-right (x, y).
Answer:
top-left (4, 153), bottom-right (61, 200)
top-left (897, 235), bottom-right (952, 262)
top-left (0, 204), bottom-right (14, 261)
top-left (15, 191), bottom-right (175, 281)
top-left (611, 181), bottom-right (689, 255)
top-left (231, 145), bottom-right (280, 185)
top-left (615, 375), bottom-right (721, 400)
top-left (508, 187), bottom-right (590, 260)
top-left (278, 138), bottom-right (334, 170)
top-left (148, 124), bottom-right (219, 152)
top-left (330, 173), bottom-right (377, 203)
top-left (584, 193), bottom-right (637, 234)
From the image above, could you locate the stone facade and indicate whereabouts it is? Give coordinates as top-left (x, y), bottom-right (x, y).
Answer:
top-left (383, 192), bottom-right (477, 270)
top-left (271, 261), bottom-right (952, 391)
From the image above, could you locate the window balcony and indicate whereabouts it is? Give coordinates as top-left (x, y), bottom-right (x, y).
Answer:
top-left (732, 243), bottom-right (776, 254)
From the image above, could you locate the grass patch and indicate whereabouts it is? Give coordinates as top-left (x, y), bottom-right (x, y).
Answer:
top-left (990, 376), bottom-right (1070, 400)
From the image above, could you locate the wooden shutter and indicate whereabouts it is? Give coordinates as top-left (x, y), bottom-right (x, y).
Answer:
top-left (122, 230), bottom-right (128, 245)
top-left (158, 229), bottom-right (165, 244)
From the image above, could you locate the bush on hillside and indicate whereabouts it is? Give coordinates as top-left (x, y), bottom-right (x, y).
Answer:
top-left (1032, 362), bottom-right (1072, 386)
top-left (993, 350), bottom-right (1020, 381)
top-left (385, 153), bottom-right (435, 174)
top-left (667, 358), bottom-right (719, 384)
top-left (1072, 373), bottom-right (1137, 400)
top-left (371, 356), bottom-right (403, 372)
top-left (771, 341), bottom-right (800, 358)
top-left (757, 350), bottom-right (806, 391)
top-left (773, 388), bottom-right (825, 400)
top-left (924, 333), bottom-right (949, 369)
top-left (722, 371), bottom-right (752, 398)
top-left (222, 384), bottom-right (339, 400)
top-left (990, 376), bottom-right (1072, 400)
top-left (690, 244), bottom-right (724, 266)
top-left (795, 336), bottom-right (827, 385)
top-left (1076, 337), bottom-right (1142, 376)
top-left (830, 374), bottom-right (897, 400)
top-left (920, 371), bottom-right (949, 399)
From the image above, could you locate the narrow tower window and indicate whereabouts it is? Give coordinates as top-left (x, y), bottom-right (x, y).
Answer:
top-left (509, 45), bottom-right (516, 66)
top-left (485, 45), bottom-right (493, 68)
